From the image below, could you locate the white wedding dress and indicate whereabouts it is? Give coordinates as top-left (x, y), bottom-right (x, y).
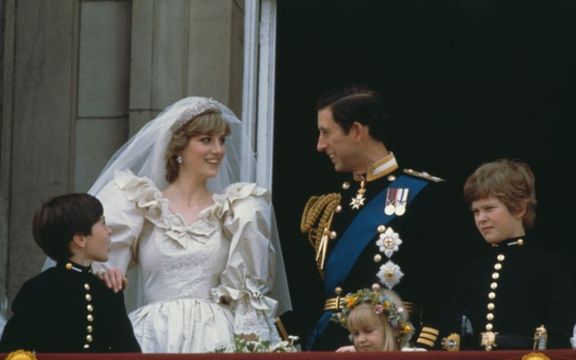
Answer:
top-left (94, 170), bottom-right (281, 353)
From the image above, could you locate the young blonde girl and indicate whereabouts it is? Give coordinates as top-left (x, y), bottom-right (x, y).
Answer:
top-left (334, 288), bottom-right (413, 352)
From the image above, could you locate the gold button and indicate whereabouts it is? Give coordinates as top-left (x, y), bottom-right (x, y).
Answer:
top-left (335, 205), bottom-right (342, 213)
top-left (497, 254), bottom-right (505, 262)
top-left (329, 231), bottom-right (337, 240)
top-left (87, 325), bottom-right (93, 333)
top-left (485, 323), bottom-right (493, 331)
top-left (87, 314), bottom-right (94, 322)
top-left (491, 272), bottom-right (500, 280)
top-left (517, 238), bottom-right (524, 246)
top-left (87, 304), bottom-right (94, 312)
top-left (371, 283), bottom-right (381, 291)
top-left (494, 263), bottom-right (502, 270)
top-left (490, 282), bottom-right (498, 290)
top-left (487, 303), bottom-right (495, 310)
top-left (373, 254), bottom-right (382, 263)
top-left (85, 294), bottom-right (92, 301)
top-left (377, 225), bottom-right (386, 233)
top-left (65, 263), bottom-right (73, 270)
top-left (84, 283), bottom-right (91, 291)
top-left (84, 344), bottom-right (90, 349)
top-left (335, 287), bottom-right (343, 296)
top-left (486, 313), bottom-right (494, 321)
top-left (342, 182), bottom-right (350, 190)
top-left (387, 175), bottom-right (396, 182)
top-left (86, 334), bottom-right (93, 342)
top-left (488, 292), bottom-right (496, 299)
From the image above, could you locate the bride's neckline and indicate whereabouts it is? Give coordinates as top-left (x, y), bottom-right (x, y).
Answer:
top-left (161, 185), bottom-right (217, 227)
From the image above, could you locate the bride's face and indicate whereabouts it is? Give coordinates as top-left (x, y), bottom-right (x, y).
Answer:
top-left (180, 132), bottom-right (227, 180)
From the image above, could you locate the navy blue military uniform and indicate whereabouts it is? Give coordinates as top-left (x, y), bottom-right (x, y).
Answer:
top-left (439, 235), bottom-right (576, 350)
top-left (302, 155), bottom-right (461, 350)
top-left (0, 261), bottom-right (141, 353)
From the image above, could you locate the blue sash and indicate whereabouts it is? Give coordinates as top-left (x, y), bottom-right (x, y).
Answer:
top-left (307, 175), bottom-right (428, 349)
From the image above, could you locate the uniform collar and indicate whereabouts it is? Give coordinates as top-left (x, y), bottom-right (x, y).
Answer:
top-left (491, 235), bottom-right (526, 249)
top-left (354, 152), bottom-right (399, 183)
top-left (58, 260), bottom-right (93, 273)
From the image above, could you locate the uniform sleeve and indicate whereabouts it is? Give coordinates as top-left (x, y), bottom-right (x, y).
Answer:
top-left (108, 290), bottom-right (142, 352)
top-left (544, 253), bottom-right (576, 348)
top-left (93, 171), bottom-right (146, 275)
top-left (211, 183), bottom-right (280, 342)
top-left (437, 266), bottom-right (472, 350)
top-left (0, 282), bottom-right (41, 352)
top-left (411, 179), bottom-right (470, 349)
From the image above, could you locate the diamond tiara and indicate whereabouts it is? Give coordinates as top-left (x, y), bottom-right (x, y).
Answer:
top-left (170, 97), bottom-right (220, 133)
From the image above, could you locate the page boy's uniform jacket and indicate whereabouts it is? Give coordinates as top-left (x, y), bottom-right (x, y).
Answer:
top-left (439, 236), bottom-right (576, 350)
top-left (0, 261), bottom-right (141, 353)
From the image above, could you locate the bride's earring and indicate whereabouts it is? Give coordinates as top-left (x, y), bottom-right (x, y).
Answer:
top-left (176, 154), bottom-right (183, 164)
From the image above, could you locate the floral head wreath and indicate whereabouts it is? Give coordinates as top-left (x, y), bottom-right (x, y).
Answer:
top-left (332, 288), bottom-right (414, 345)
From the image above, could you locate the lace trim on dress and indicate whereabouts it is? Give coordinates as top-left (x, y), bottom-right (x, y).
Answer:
top-left (113, 170), bottom-right (219, 247)
top-left (112, 170), bottom-right (268, 248)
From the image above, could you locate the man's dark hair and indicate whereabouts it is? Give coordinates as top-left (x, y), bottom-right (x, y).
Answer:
top-left (316, 85), bottom-right (391, 145)
top-left (32, 193), bottom-right (103, 262)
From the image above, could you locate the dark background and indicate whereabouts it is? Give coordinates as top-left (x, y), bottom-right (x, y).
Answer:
top-left (273, 0), bottom-right (576, 340)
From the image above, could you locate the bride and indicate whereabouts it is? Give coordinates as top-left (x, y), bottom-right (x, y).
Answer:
top-left (89, 97), bottom-right (290, 352)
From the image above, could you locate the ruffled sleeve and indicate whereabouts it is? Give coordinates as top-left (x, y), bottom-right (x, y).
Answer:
top-left (210, 183), bottom-right (280, 341)
top-left (93, 170), bottom-right (160, 274)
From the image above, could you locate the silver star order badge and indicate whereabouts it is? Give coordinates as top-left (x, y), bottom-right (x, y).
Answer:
top-left (376, 260), bottom-right (404, 289)
top-left (349, 193), bottom-right (366, 209)
top-left (376, 227), bottom-right (402, 258)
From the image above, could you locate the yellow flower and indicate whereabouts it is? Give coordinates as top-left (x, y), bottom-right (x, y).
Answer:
top-left (346, 295), bottom-right (358, 308)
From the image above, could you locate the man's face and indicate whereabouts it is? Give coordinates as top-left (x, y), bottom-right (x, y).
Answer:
top-left (316, 108), bottom-right (357, 173)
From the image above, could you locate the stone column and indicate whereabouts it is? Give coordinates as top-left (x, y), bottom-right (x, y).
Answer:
top-left (5, 0), bottom-right (79, 304)
top-left (130, 0), bottom-right (244, 132)
top-left (1, 0), bottom-right (244, 308)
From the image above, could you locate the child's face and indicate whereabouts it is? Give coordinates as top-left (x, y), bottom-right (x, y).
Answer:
top-left (84, 216), bottom-right (111, 262)
top-left (351, 322), bottom-right (387, 352)
top-left (471, 196), bottom-right (525, 244)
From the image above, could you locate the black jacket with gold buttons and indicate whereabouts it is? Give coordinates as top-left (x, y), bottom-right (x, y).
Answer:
top-left (439, 235), bottom-right (576, 350)
top-left (0, 261), bottom-right (140, 353)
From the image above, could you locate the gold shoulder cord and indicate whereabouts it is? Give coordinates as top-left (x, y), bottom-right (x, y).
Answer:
top-left (300, 193), bottom-right (342, 278)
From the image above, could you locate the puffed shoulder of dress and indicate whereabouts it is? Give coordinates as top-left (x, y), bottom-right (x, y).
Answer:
top-left (93, 170), bottom-right (270, 271)
top-left (110, 169), bottom-right (269, 212)
top-left (104, 170), bottom-right (269, 239)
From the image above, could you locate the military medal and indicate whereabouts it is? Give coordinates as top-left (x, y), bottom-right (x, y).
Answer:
top-left (384, 188), bottom-right (396, 215)
top-left (350, 179), bottom-right (366, 210)
top-left (394, 188), bottom-right (409, 216)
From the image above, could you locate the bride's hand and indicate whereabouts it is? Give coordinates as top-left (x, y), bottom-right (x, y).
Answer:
top-left (98, 268), bottom-right (127, 292)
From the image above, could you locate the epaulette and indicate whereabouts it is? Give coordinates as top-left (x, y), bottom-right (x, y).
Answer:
top-left (403, 168), bottom-right (445, 183)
